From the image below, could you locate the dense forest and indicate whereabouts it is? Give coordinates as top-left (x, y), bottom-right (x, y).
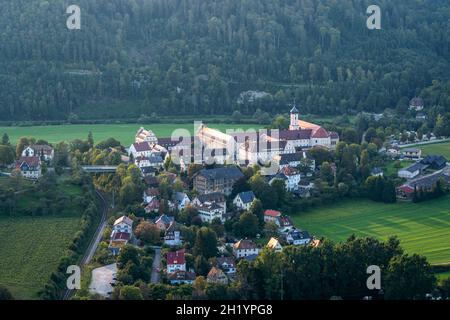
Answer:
top-left (0, 0), bottom-right (449, 121)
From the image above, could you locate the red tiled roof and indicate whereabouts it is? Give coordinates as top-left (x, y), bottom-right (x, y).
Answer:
top-left (133, 142), bottom-right (152, 152)
top-left (264, 209), bottom-right (282, 217)
top-left (311, 127), bottom-right (330, 139)
top-left (113, 232), bottom-right (131, 241)
top-left (167, 249), bottom-right (186, 265)
top-left (233, 239), bottom-right (257, 250)
top-left (279, 129), bottom-right (313, 140)
top-left (398, 185), bottom-right (414, 194)
top-left (17, 156), bottom-right (40, 168)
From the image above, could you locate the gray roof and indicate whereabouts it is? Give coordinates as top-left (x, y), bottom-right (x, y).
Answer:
top-left (289, 229), bottom-right (311, 241)
top-left (290, 105), bottom-right (299, 113)
top-left (197, 166), bottom-right (244, 181)
top-left (421, 155), bottom-right (447, 168)
top-left (402, 162), bottom-right (428, 173)
top-left (195, 192), bottom-right (226, 204)
top-left (155, 214), bottom-right (174, 226)
top-left (173, 192), bottom-right (189, 203)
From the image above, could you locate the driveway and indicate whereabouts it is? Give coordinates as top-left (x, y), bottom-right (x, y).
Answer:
top-left (151, 247), bottom-right (162, 284)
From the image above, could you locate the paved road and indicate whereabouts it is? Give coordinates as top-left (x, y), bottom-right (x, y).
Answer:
top-left (62, 190), bottom-right (108, 300)
top-left (150, 247), bottom-right (162, 284)
top-left (399, 138), bottom-right (450, 148)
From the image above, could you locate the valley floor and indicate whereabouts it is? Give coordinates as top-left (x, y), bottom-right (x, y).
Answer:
top-left (292, 196), bottom-right (450, 265)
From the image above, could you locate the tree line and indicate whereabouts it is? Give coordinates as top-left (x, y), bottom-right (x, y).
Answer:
top-left (0, 0), bottom-right (448, 121)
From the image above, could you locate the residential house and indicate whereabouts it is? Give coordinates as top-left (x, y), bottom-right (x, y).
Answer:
top-left (164, 221), bottom-right (182, 247)
top-left (144, 198), bottom-right (160, 214)
top-left (192, 193), bottom-right (227, 206)
top-left (421, 155), bottom-right (448, 170)
top-left (166, 249), bottom-right (186, 273)
top-left (195, 201), bottom-right (226, 223)
top-left (387, 146), bottom-right (401, 157)
top-left (233, 239), bottom-right (260, 259)
top-left (409, 97), bottom-right (424, 111)
top-left (168, 270), bottom-right (196, 285)
top-left (264, 210), bottom-right (282, 224)
top-left (143, 188), bottom-right (160, 204)
top-left (280, 166), bottom-right (301, 191)
top-left (129, 141), bottom-right (154, 158)
top-left (233, 191), bottom-right (256, 211)
top-left (371, 167), bottom-right (384, 177)
top-left (402, 148), bottom-right (422, 160)
top-left (207, 266), bottom-right (229, 285)
top-left (286, 229), bottom-right (312, 246)
top-left (216, 256), bottom-right (236, 275)
top-left (398, 162), bottom-right (428, 179)
top-left (109, 216), bottom-right (133, 255)
top-left (276, 216), bottom-right (295, 233)
top-left (140, 166), bottom-right (158, 177)
top-left (22, 145), bottom-right (54, 161)
top-left (172, 192), bottom-right (191, 211)
top-left (155, 214), bottom-right (174, 231)
top-left (113, 216), bottom-right (133, 234)
top-left (193, 166), bottom-right (244, 195)
top-left (266, 237), bottom-right (283, 252)
top-left (15, 156), bottom-right (41, 179)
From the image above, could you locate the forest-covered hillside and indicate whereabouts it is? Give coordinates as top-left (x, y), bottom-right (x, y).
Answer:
top-left (0, 0), bottom-right (449, 121)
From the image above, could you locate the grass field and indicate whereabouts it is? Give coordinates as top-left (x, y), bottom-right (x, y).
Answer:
top-left (0, 123), bottom-right (263, 146)
top-left (419, 141), bottom-right (450, 159)
top-left (291, 197), bottom-right (450, 265)
top-left (436, 271), bottom-right (450, 282)
top-left (0, 178), bottom-right (85, 299)
top-left (0, 215), bottom-right (82, 299)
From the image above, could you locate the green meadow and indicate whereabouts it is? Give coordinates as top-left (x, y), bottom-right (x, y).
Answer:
top-left (0, 123), bottom-right (263, 146)
top-left (291, 197), bottom-right (450, 265)
top-left (419, 141), bottom-right (450, 159)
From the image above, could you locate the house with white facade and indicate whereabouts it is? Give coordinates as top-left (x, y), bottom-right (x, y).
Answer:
top-left (113, 216), bottom-right (133, 234)
top-left (286, 229), bottom-right (312, 246)
top-left (398, 162), bottom-right (428, 179)
top-left (233, 239), bottom-right (260, 259)
top-left (233, 191), bottom-right (256, 211)
top-left (266, 237), bottom-right (283, 252)
top-left (166, 249), bottom-right (186, 273)
top-left (264, 210), bottom-right (282, 224)
top-left (22, 145), bottom-right (54, 161)
top-left (172, 192), bottom-right (191, 211)
top-left (164, 221), bottom-right (183, 247)
top-left (15, 156), bottom-right (42, 179)
top-left (195, 201), bottom-right (226, 223)
top-left (216, 256), bottom-right (237, 275)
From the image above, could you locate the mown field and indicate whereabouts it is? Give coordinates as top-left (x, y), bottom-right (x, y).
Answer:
top-left (0, 123), bottom-right (263, 146)
top-left (419, 141), bottom-right (450, 159)
top-left (291, 197), bottom-right (450, 265)
top-left (0, 178), bottom-right (85, 299)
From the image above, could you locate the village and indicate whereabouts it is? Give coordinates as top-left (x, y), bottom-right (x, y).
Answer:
top-left (3, 101), bottom-right (450, 300)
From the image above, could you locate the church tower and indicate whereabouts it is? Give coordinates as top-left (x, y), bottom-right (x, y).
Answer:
top-left (289, 105), bottom-right (300, 131)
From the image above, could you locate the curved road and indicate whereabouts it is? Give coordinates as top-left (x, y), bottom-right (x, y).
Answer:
top-left (62, 190), bottom-right (108, 300)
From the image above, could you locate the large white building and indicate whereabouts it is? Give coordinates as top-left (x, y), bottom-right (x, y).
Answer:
top-left (196, 106), bottom-right (339, 166)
